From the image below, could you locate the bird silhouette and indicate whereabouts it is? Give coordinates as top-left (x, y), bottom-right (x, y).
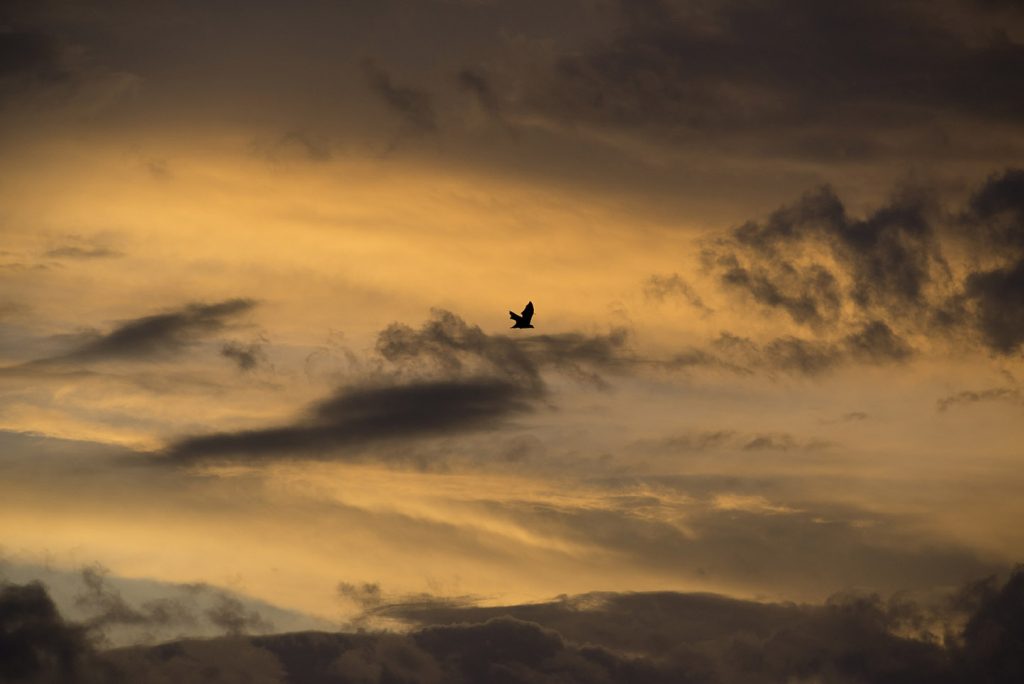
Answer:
top-left (510, 301), bottom-right (534, 329)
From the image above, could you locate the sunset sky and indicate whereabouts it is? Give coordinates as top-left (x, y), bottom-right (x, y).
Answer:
top-left (2, 0), bottom-right (1024, 680)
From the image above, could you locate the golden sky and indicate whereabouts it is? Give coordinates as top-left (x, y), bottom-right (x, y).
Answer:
top-left (2, 0), bottom-right (1024, 665)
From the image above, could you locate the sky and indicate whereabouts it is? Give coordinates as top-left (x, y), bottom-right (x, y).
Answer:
top-left (2, 0), bottom-right (1024, 681)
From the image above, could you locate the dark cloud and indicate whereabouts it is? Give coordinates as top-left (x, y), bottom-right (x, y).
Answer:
top-left (957, 565), bottom-right (1024, 682)
top-left (0, 26), bottom-right (67, 85)
top-left (44, 246), bottom-right (121, 260)
top-left (376, 308), bottom-right (630, 390)
top-left (952, 168), bottom-right (1024, 353)
top-left (249, 130), bottom-right (332, 163)
top-left (0, 581), bottom-right (95, 683)
top-left (937, 387), bottom-right (1021, 411)
top-left (72, 565), bottom-right (275, 645)
top-left (962, 168), bottom-right (1024, 253)
top-left (167, 309), bottom-right (629, 463)
top-left (337, 582), bottom-right (383, 610)
top-left (457, 67), bottom-right (514, 133)
top-left (7, 570), bottom-right (1024, 682)
top-left (644, 273), bottom-right (711, 313)
top-left (11, 299), bottom-right (256, 368)
top-left (717, 183), bottom-right (944, 322)
top-left (361, 59), bottom-right (437, 134)
top-left (742, 433), bottom-right (829, 452)
top-left (166, 378), bottom-right (535, 463)
top-left (527, 0), bottom-right (1024, 160)
top-left (962, 258), bottom-right (1024, 354)
top-left (220, 341), bottom-right (268, 372)
top-left (204, 594), bottom-right (273, 637)
top-left (843, 320), bottom-right (914, 362)
top-left (685, 168), bottom-right (1024, 364)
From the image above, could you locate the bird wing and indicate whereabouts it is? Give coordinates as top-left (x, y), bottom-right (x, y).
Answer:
top-left (520, 301), bottom-right (534, 324)
top-left (509, 310), bottom-right (522, 322)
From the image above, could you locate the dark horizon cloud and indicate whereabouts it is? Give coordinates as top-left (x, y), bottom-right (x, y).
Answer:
top-left (5, 568), bottom-right (1024, 682)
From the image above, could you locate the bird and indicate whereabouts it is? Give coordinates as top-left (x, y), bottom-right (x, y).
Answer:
top-left (510, 301), bottom-right (534, 329)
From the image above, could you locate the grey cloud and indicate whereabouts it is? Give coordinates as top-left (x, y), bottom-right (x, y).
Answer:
top-left (8, 570), bottom-right (1024, 682)
top-left (0, 581), bottom-right (95, 683)
top-left (720, 183), bottom-right (944, 320)
top-left (377, 308), bottom-right (630, 390)
top-left (72, 564), bottom-right (277, 645)
top-left (962, 168), bottom-right (1024, 253)
top-left (937, 387), bottom-right (1021, 411)
top-left (361, 59), bottom-right (437, 134)
top-left (204, 594), bottom-right (273, 637)
top-left (527, 0), bottom-right (1024, 160)
top-left (686, 169), bottom-right (1024, 363)
top-left (21, 299), bottom-right (256, 367)
top-left (953, 168), bottom-right (1024, 353)
top-left (0, 26), bottom-right (67, 85)
top-left (664, 320), bottom-right (912, 376)
top-left (44, 246), bottom-right (122, 260)
top-left (220, 341), bottom-right (268, 372)
top-left (250, 130), bottom-right (332, 163)
top-left (962, 258), bottom-right (1024, 354)
top-left (644, 273), bottom-right (711, 313)
top-left (165, 378), bottom-right (535, 463)
top-left (337, 582), bottom-right (383, 610)
top-left (457, 68), bottom-right (513, 133)
top-left (843, 320), bottom-right (914, 363)
top-left (166, 309), bottom-right (630, 463)
top-left (742, 433), bottom-right (830, 452)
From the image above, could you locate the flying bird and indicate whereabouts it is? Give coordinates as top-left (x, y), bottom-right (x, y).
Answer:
top-left (510, 301), bottom-right (534, 329)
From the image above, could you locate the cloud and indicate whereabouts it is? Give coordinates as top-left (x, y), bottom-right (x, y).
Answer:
top-left (44, 246), bottom-right (122, 260)
top-left (937, 387), bottom-right (1021, 411)
top-left (361, 59), bottom-right (437, 134)
top-left (8, 299), bottom-right (256, 369)
top-left (220, 341), bottom-right (268, 372)
top-left (249, 130), bottom-right (333, 163)
top-left (204, 594), bottom-right (273, 637)
top-left (165, 378), bottom-right (536, 463)
top-left (715, 183), bottom-right (944, 322)
top-left (165, 309), bottom-right (630, 463)
top-left (525, 0), bottom-right (1024, 160)
top-left (72, 564), bottom-right (276, 645)
top-left (644, 273), bottom-right (711, 313)
top-left (0, 26), bottom-right (67, 87)
top-left (377, 309), bottom-right (630, 389)
top-left (0, 581), bottom-right (94, 682)
top-left (7, 568), bottom-right (1024, 682)
top-left (948, 168), bottom-right (1024, 354)
top-left (682, 168), bottom-right (1024, 364)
